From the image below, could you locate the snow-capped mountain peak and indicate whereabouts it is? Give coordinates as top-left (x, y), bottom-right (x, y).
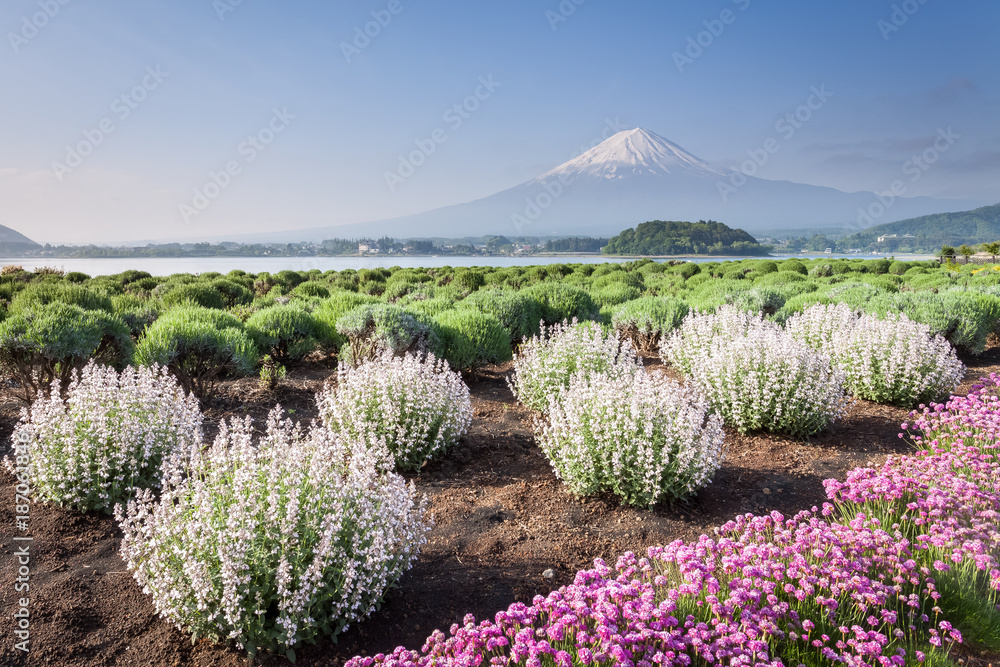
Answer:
top-left (536, 128), bottom-right (727, 181)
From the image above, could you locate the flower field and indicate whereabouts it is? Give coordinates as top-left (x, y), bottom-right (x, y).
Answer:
top-left (2, 257), bottom-right (1000, 665)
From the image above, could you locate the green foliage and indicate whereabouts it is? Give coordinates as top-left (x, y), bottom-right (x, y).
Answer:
top-left (10, 281), bottom-right (113, 314)
top-left (112, 293), bottom-right (161, 338)
top-left (65, 271), bottom-right (90, 283)
top-left (522, 282), bottom-right (598, 325)
top-left (292, 280), bottom-right (330, 299)
top-left (135, 305), bottom-right (259, 398)
top-left (210, 278), bottom-right (253, 308)
top-left (611, 296), bottom-right (689, 354)
top-left (161, 282), bottom-right (226, 310)
top-left (457, 288), bottom-right (543, 344)
top-left (452, 268), bottom-right (486, 293)
top-left (433, 309), bottom-right (512, 372)
top-left (603, 220), bottom-right (770, 256)
top-left (335, 303), bottom-right (438, 366)
top-left (245, 304), bottom-right (320, 363)
top-left (312, 291), bottom-right (379, 350)
top-left (0, 302), bottom-right (134, 403)
top-left (591, 283), bottom-right (641, 310)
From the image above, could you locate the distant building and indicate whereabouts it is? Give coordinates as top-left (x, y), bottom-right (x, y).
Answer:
top-left (877, 234), bottom-right (916, 243)
top-left (358, 243), bottom-right (370, 253)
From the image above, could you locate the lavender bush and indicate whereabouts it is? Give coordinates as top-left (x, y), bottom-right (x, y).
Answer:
top-left (5, 362), bottom-right (201, 513)
top-left (787, 303), bottom-right (964, 406)
top-left (317, 352), bottom-right (472, 472)
top-left (508, 320), bottom-right (642, 412)
top-left (536, 370), bottom-right (724, 507)
top-left (116, 409), bottom-right (430, 658)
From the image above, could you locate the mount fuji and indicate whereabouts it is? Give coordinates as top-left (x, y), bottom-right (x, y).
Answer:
top-left (236, 129), bottom-right (984, 242)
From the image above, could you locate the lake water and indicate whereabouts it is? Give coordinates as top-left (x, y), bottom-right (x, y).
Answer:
top-left (0, 253), bottom-right (928, 277)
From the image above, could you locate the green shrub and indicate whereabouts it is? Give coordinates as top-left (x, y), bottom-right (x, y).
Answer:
top-left (673, 262), bottom-right (701, 280)
top-left (456, 288), bottom-right (542, 344)
top-left (273, 270), bottom-right (306, 289)
top-left (210, 278), bottom-right (253, 308)
top-left (335, 304), bottom-right (438, 366)
top-left (611, 296), bottom-right (689, 354)
top-left (112, 294), bottom-right (161, 338)
top-left (134, 305), bottom-right (259, 398)
top-left (591, 271), bottom-right (643, 292)
top-left (521, 282), bottom-right (598, 325)
top-left (312, 291), bottom-right (379, 349)
top-left (889, 260), bottom-right (909, 276)
top-left (161, 282), bottom-right (226, 310)
top-left (452, 268), bottom-right (486, 293)
top-left (591, 283), bottom-right (641, 309)
top-left (65, 271), bottom-right (90, 283)
top-left (245, 304), bottom-right (320, 363)
top-left (293, 280), bottom-right (331, 299)
top-left (10, 282), bottom-right (113, 314)
top-left (433, 310), bottom-right (512, 372)
top-left (0, 302), bottom-right (134, 403)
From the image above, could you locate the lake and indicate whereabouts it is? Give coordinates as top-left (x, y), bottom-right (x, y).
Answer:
top-left (0, 253), bottom-right (928, 277)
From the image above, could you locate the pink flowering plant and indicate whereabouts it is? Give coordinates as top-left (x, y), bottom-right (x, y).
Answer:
top-left (509, 320), bottom-right (642, 412)
top-left (4, 361), bottom-right (202, 513)
top-left (116, 409), bottom-right (430, 659)
top-left (786, 304), bottom-right (964, 407)
top-left (317, 352), bottom-right (472, 472)
top-left (535, 369), bottom-right (724, 507)
top-left (342, 379), bottom-right (1000, 666)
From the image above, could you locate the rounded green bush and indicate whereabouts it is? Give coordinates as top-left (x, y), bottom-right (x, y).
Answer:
top-left (433, 309), bottom-right (512, 372)
top-left (293, 281), bottom-right (330, 299)
top-left (65, 271), bottom-right (90, 283)
top-left (611, 296), bottom-right (689, 354)
top-left (135, 305), bottom-right (258, 398)
top-left (161, 282), bottom-right (226, 310)
top-left (457, 288), bottom-right (542, 344)
top-left (522, 282), bottom-right (598, 325)
top-left (0, 302), bottom-right (134, 402)
top-left (335, 303), bottom-right (438, 365)
top-left (210, 278), bottom-right (253, 308)
top-left (245, 304), bottom-right (320, 363)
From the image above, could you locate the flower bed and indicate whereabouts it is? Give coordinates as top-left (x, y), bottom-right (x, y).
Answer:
top-left (347, 378), bottom-right (1000, 667)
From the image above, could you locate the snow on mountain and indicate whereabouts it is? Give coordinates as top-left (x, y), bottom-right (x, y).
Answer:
top-left (536, 128), bottom-right (727, 181)
top-left (180, 128), bottom-right (984, 243)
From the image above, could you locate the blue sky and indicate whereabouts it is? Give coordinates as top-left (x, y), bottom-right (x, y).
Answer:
top-left (1, 0), bottom-right (998, 244)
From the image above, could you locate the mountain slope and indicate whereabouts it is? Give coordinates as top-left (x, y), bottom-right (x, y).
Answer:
top-left (0, 224), bottom-right (41, 254)
top-left (188, 129), bottom-right (987, 243)
top-left (838, 202), bottom-right (1000, 250)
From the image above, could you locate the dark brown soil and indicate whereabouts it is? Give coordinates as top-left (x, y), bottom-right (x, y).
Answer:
top-left (2, 347), bottom-right (1000, 667)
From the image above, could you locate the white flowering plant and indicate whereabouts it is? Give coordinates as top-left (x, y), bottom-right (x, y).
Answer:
top-left (317, 352), bottom-right (472, 472)
top-left (5, 362), bottom-right (202, 513)
top-left (786, 303), bottom-right (965, 406)
top-left (508, 320), bottom-right (642, 412)
top-left (115, 409), bottom-right (430, 659)
top-left (687, 325), bottom-right (849, 436)
top-left (658, 305), bottom-right (772, 376)
top-left (536, 370), bottom-right (724, 507)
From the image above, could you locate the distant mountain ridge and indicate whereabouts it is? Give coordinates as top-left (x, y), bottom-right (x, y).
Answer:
top-left (838, 202), bottom-right (1000, 251)
top-left (209, 128), bottom-right (981, 244)
top-left (0, 224), bottom-right (40, 254)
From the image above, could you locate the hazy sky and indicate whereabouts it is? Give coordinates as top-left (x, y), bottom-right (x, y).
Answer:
top-left (2, 0), bottom-right (998, 244)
